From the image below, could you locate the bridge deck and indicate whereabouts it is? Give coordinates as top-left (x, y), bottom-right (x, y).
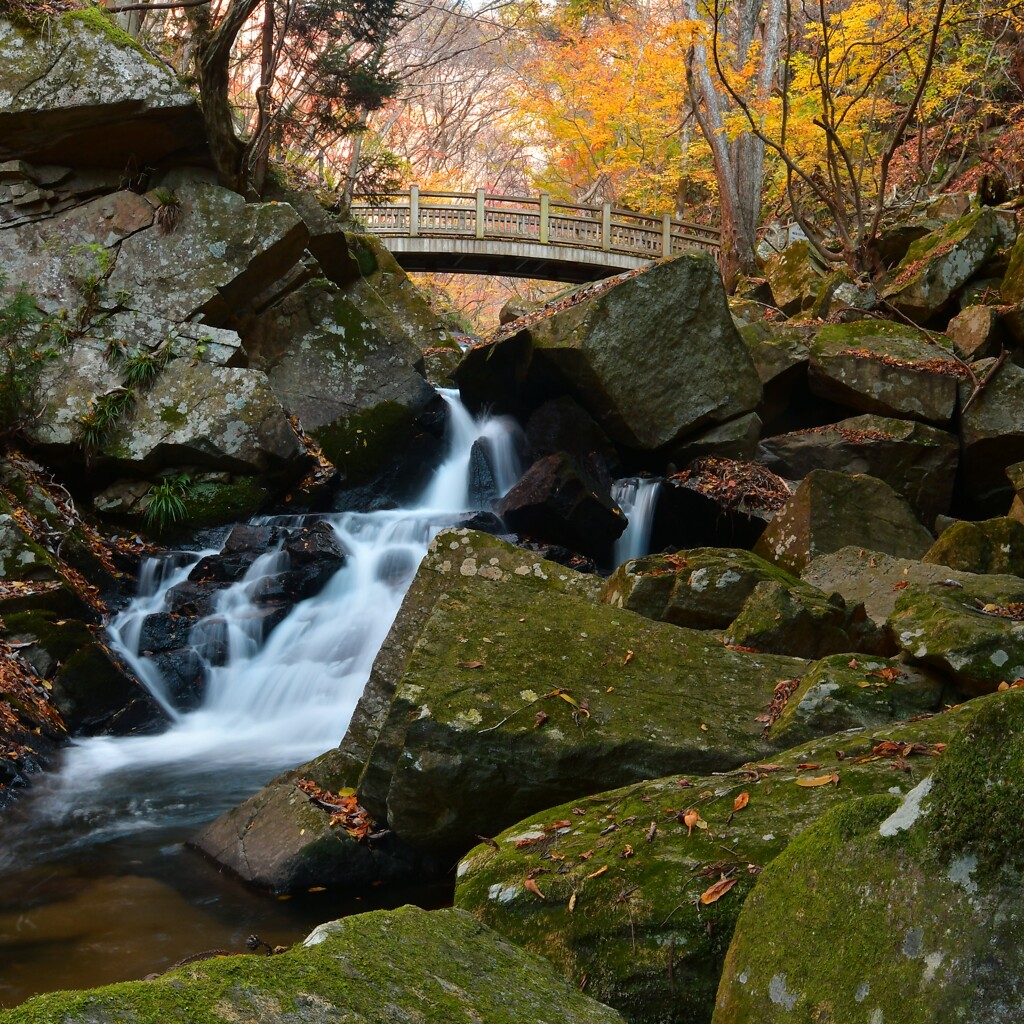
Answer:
top-left (351, 188), bottom-right (720, 282)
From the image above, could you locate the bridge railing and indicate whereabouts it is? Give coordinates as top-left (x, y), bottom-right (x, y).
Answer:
top-left (351, 188), bottom-right (720, 262)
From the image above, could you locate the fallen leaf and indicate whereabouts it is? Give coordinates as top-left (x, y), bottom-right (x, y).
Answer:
top-left (795, 763), bottom-right (822, 771)
top-left (847, 658), bottom-right (859, 668)
top-left (308, 886), bottom-right (326, 892)
top-left (524, 877), bottom-right (546, 900)
top-left (623, 649), bottom-right (634, 666)
top-left (699, 877), bottom-right (737, 905)
top-left (795, 772), bottom-right (840, 787)
top-left (579, 849), bottom-right (595, 860)
top-left (475, 835), bottom-right (499, 850)
top-left (700, 723), bottom-right (708, 732)
top-left (544, 820), bottom-right (572, 831)
top-left (458, 660), bottom-right (484, 670)
top-left (646, 820), bottom-right (657, 842)
top-left (568, 891), bottom-right (577, 912)
top-left (534, 710), bottom-right (549, 728)
top-left (891, 580), bottom-right (909, 591)
top-left (621, 845), bottom-right (634, 858)
top-left (585, 865), bottom-right (608, 880)
top-left (733, 792), bottom-right (749, 812)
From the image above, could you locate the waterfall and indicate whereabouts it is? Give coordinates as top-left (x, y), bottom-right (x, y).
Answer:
top-left (612, 477), bottom-right (661, 565)
top-left (1, 391), bottom-right (524, 864)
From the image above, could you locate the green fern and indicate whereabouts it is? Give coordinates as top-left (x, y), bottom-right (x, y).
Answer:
top-left (143, 474), bottom-right (193, 532)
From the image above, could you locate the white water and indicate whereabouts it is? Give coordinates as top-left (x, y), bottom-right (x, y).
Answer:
top-left (3, 391), bottom-right (523, 854)
top-left (612, 477), bottom-right (661, 565)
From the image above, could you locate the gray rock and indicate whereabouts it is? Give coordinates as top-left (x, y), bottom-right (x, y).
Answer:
top-left (0, 13), bottom-right (204, 168)
top-left (946, 304), bottom-right (1002, 361)
top-left (923, 517), bottom-right (1024, 576)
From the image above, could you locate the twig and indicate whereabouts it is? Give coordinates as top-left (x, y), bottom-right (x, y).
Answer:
top-left (107, 0), bottom-right (211, 10)
top-left (963, 347), bottom-right (1009, 413)
top-left (477, 695), bottom-right (542, 733)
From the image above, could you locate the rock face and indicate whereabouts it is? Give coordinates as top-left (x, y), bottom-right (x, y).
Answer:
top-left (808, 322), bottom-right (962, 424)
top-left (0, 13), bottom-right (205, 168)
top-left (923, 516), bottom-right (1024, 576)
top-left (0, 906), bottom-right (627, 1024)
top-left (455, 702), bottom-right (984, 1024)
top-left (754, 471), bottom-right (933, 574)
top-left (456, 255), bottom-right (762, 452)
top-left (882, 208), bottom-right (1012, 322)
top-left (713, 690), bottom-right (1024, 1024)
top-left (757, 415), bottom-right (959, 525)
top-left (762, 240), bottom-right (822, 315)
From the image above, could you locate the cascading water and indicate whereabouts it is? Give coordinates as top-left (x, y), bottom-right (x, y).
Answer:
top-left (0, 390), bottom-right (523, 1008)
top-left (612, 477), bottom-right (661, 565)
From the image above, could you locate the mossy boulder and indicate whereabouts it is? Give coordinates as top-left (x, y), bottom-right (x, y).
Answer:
top-left (456, 255), bottom-right (762, 451)
top-left (0, 499), bottom-right (59, 584)
top-left (725, 580), bottom-right (880, 659)
top-left (0, 906), bottom-right (627, 1024)
top-left (343, 530), bottom-right (809, 856)
top-left (959, 357), bottom-right (1024, 516)
top-left (888, 576), bottom-right (1024, 694)
top-left (761, 241), bottom-right (822, 315)
top-left (736, 322), bottom-right (811, 426)
top-left (757, 414), bottom-right (959, 526)
top-left (1001, 219), bottom-right (1024, 305)
top-left (456, 701), bottom-right (985, 1024)
top-left (243, 277), bottom-right (439, 487)
top-left (0, 13), bottom-right (204, 168)
top-left (807, 322), bottom-right (961, 424)
top-left (922, 516), bottom-right (1024, 576)
top-left (712, 690), bottom-right (1024, 1024)
top-left (600, 548), bottom-right (804, 631)
top-left (754, 471), bottom-right (933, 575)
top-left (106, 183), bottom-right (309, 327)
top-left (882, 208), bottom-right (1008, 322)
top-left (767, 653), bottom-right (952, 748)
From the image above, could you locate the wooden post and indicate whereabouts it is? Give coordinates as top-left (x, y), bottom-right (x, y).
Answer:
top-left (602, 203), bottom-right (611, 250)
top-left (540, 194), bottom-right (550, 244)
top-left (476, 188), bottom-right (486, 239)
top-left (409, 185), bottom-right (419, 237)
top-left (662, 214), bottom-right (672, 257)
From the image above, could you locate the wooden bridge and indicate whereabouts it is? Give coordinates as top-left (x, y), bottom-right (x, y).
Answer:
top-left (351, 187), bottom-right (720, 283)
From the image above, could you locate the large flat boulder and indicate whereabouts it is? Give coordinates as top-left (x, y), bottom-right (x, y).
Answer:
top-left (713, 690), bottom-right (1024, 1024)
top-left (0, 12), bottom-right (205, 168)
top-left (455, 256), bottom-right (762, 452)
top-left (456, 700), bottom-right (984, 1024)
top-left (0, 906), bottom-right (627, 1024)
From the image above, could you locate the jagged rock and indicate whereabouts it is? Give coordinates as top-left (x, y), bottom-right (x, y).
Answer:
top-left (725, 580), bottom-right (881, 659)
top-left (922, 517), bottom-right (1024, 576)
top-left (810, 269), bottom-right (878, 319)
top-left (525, 396), bottom-right (620, 475)
top-left (455, 255), bottom-right (762, 451)
top-left (713, 690), bottom-right (1024, 1024)
top-left (601, 547), bottom-right (806, 631)
top-left (958, 277), bottom-right (1003, 308)
top-left (335, 530), bottom-right (807, 856)
top-left (3, 905), bottom-right (627, 1024)
top-left (98, 312), bottom-right (245, 366)
top-left (946, 304), bottom-right (1002, 361)
top-left (883, 208), bottom-right (1009, 322)
top-left (499, 296), bottom-right (541, 324)
top-left (496, 453), bottom-right (626, 559)
top-left (767, 652), bottom-right (951, 748)
top-left (808, 321), bottom-right (962, 424)
top-left (455, 701), bottom-right (985, 1024)
top-left (0, 12), bottom-right (205, 168)
top-left (757, 414), bottom-right (959, 525)
top-left (762, 240), bottom-right (823, 315)
top-left (959, 357), bottom-right (1024, 515)
top-left (754, 471), bottom-right (933, 574)
top-left (672, 412), bottom-right (762, 464)
top-left (243, 277), bottom-right (440, 487)
top-left (736, 321), bottom-right (812, 426)
top-left (105, 183), bottom-right (309, 326)
top-left (888, 575), bottom-right (1024, 694)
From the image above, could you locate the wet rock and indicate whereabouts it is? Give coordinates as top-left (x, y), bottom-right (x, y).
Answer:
top-left (754, 470), bottom-right (933, 574)
top-left (713, 690), bottom-right (1024, 1024)
top-left (888, 575), bottom-right (1024, 694)
top-left (496, 453), bottom-right (626, 560)
top-left (243, 276), bottom-right (440, 487)
top-left (725, 579), bottom-right (882, 659)
top-left (455, 700), bottom-right (986, 1024)
top-left (164, 580), bottom-right (222, 619)
top-left (762, 240), bottom-right (823, 315)
top-left (222, 523), bottom-right (275, 555)
top-left (883, 208), bottom-right (1009, 322)
top-left (922, 516), bottom-right (1024, 576)
top-left (767, 652), bottom-right (952, 748)
top-left (601, 547), bottom-right (805, 631)
top-left (757, 414), bottom-right (959, 525)
top-left (334, 531), bottom-right (811, 856)
top-left (456, 255), bottom-right (762, 451)
top-left (3, 905), bottom-right (628, 1024)
top-left (138, 611), bottom-right (194, 652)
top-left (808, 321), bottom-right (961, 424)
top-left (0, 12), bottom-right (205, 169)
top-left (959, 357), bottom-right (1024, 515)
top-left (148, 647), bottom-right (205, 711)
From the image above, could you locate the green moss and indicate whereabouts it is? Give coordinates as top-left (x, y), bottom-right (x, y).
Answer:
top-left (312, 400), bottom-right (416, 484)
top-left (184, 477), bottom-right (269, 529)
top-left (60, 8), bottom-right (161, 66)
top-left (3, 610), bottom-right (92, 664)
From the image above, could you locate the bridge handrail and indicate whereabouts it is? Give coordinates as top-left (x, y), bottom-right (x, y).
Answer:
top-left (351, 187), bottom-right (720, 261)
